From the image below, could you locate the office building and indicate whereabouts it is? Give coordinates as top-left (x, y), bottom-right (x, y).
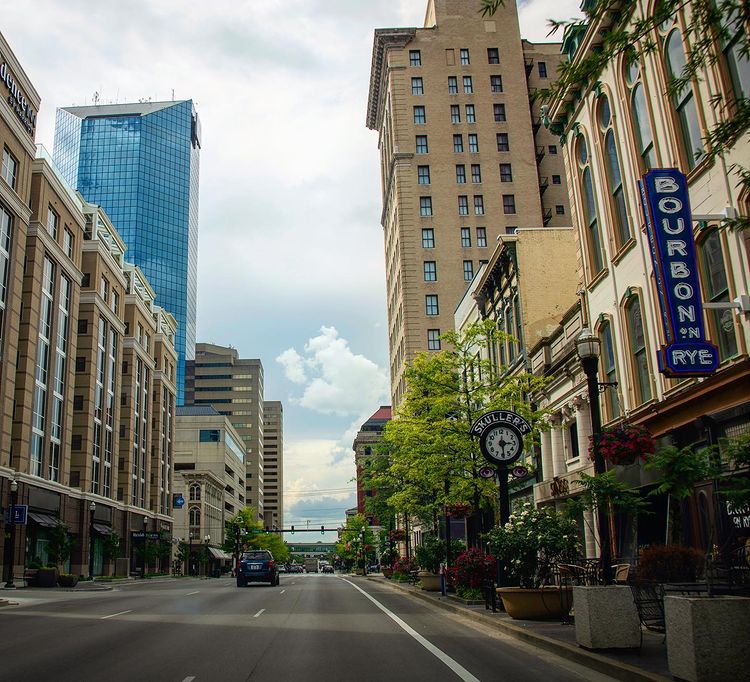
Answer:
top-left (262, 400), bottom-right (284, 530)
top-left (185, 344), bottom-right (265, 521)
top-left (52, 100), bottom-right (200, 404)
top-left (366, 0), bottom-right (570, 407)
top-left (353, 405), bottom-right (392, 526)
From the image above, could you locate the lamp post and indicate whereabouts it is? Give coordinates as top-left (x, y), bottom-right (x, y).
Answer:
top-left (360, 528), bottom-right (367, 576)
top-left (188, 531), bottom-right (194, 576)
top-left (141, 516), bottom-right (148, 579)
top-left (576, 328), bottom-right (614, 585)
top-left (204, 534), bottom-right (210, 577)
top-left (88, 501), bottom-right (96, 579)
top-left (4, 479), bottom-right (18, 588)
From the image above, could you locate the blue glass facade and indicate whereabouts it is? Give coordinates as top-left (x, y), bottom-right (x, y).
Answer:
top-left (53, 101), bottom-right (200, 403)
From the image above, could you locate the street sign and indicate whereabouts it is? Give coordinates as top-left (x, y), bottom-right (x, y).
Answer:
top-left (172, 493), bottom-right (185, 509)
top-left (3, 504), bottom-right (27, 525)
top-left (471, 410), bottom-right (532, 466)
top-left (132, 531), bottom-right (160, 540)
top-left (478, 466), bottom-right (496, 479)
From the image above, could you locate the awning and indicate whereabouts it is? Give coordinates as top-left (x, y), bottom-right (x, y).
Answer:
top-left (28, 512), bottom-right (59, 528)
top-left (93, 523), bottom-right (113, 535)
top-left (208, 547), bottom-right (231, 560)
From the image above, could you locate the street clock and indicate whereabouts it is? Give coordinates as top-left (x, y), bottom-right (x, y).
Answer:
top-left (470, 410), bottom-right (532, 467)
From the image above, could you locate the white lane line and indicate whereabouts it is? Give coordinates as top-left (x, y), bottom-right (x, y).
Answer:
top-left (181, 677), bottom-right (196, 682)
top-left (185, 590), bottom-right (200, 596)
top-left (280, 589), bottom-right (286, 594)
top-left (100, 609), bottom-right (133, 620)
top-left (253, 609), bottom-right (265, 618)
top-left (341, 579), bottom-right (480, 682)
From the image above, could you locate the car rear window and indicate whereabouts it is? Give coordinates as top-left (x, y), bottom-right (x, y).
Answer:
top-left (242, 551), bottom-right (271, 561)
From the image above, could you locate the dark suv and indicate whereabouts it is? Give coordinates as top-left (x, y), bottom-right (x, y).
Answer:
top-left (237, 550), bottom-right (279, 587)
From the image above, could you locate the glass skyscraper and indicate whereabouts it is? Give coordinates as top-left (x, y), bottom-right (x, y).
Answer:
top-left (53, 100), bottom-right (200, 403)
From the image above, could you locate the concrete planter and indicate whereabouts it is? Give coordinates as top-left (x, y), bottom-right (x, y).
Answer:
top-left (419, 571), bottom-right (441, 591)
top-left (665, 595), bottom-right (750, 682)
top-left (573, 586), bottom-right (640, 650)
top-left (497, 587), bottom-right (573, 620)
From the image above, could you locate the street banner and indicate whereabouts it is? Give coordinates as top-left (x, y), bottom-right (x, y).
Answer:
top-left (639, 168), bottom-right (719, 376)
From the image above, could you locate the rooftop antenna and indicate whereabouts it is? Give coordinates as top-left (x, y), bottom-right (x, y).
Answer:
top-left (93, 91), bottom-right (100, 105)
top-left (171, 88), bottom-right (175, 101)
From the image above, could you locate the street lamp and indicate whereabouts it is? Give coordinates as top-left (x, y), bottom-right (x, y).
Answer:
top-left (204, 534), bottom-right (210, 578)
top-left (4, 479), bottom-right (18, 588)
top-left (576, 328), bottom-right (615, 585)
top-left (359, 528), bottom-right (367, 576)
top-left (141, 516), bottom-right (148, 579)
top-left (88, 502), bottom-right (96, 579)
top-left (188, 531), bottom-right (194, 576)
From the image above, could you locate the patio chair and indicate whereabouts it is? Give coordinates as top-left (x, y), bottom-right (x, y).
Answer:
top-left (630, 583), bottom-right (666, 647)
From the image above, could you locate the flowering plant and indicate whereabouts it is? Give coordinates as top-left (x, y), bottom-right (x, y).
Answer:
top-left (485, 503), bottom-right (580, 589)
top-left (589, 424), bottom-right (655, 466)
top-left (444, 502), bottom-right (472, 518)
top-left (393, 556), bottom-right (417, 578)
top-left (388, 528), bottom-right (406, 542)
top-left (453, 548), bottom-right (496, 589)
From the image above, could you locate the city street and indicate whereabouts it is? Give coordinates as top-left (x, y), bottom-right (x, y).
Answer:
top-left (0, 574), bottom-right (610, 682)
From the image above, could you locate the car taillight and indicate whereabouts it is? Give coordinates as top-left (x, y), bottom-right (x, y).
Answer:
top-left (268, 560), bottom-right (275, 569)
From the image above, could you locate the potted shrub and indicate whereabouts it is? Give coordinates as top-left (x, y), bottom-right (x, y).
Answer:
top-left (392, 557), bottom-right (416, 582)
top-left (44, 522), bottom-right (76, 588)
top-left (451, 548), bottom-right (496, 603)
top-left (36, 565), bottom-right (58, 588)
top-left (380, 548), bottom-right (399, 578)
top-left (57, 573), bottom-right (79, 588)
top-left (486, 503), bottom-right (580, 620)
top-left (414, 534), bottom-right (445, 591)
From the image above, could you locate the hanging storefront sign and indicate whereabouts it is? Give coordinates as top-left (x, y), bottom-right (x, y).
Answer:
top-left (639, 168), bottom-right (719, 377)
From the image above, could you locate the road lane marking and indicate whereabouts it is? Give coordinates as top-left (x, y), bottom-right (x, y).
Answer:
top-left (341, 579), bottom-right (480, 682)
top-left (100, 609), bottom-right (133, 620)
top-left (185, 591), bottom-right (200, 596)
top-left (181, 677), bottom-right (196, 682)
top-left (253, 609), bottom-right (265, 618)
top-left (280, 589), bottom-right (286, 594)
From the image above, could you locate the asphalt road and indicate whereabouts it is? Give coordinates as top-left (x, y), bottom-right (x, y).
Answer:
top-left (0, 574), bottom-right (611, 682)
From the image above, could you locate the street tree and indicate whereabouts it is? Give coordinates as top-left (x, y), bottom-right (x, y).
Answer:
top-left (335, 515), bottom-right (377, 569)
top-left (224, 507), bottom-right (290, 563)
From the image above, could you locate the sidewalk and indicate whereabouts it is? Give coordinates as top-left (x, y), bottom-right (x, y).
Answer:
top-left (366, 575), bottom-right (670, 682)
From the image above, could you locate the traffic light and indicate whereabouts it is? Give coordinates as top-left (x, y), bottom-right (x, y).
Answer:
top-left (291, 525), bottom-right (295, 534)
top-left (320, 525), bottom-right (325, 534)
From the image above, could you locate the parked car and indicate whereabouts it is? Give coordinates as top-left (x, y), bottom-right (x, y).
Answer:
top-left (321, 564), bottom-right (334, 574)
top-left (237, 550), bottom-right (279, 587)
top-left (291, 564), bottom-right (304, 573)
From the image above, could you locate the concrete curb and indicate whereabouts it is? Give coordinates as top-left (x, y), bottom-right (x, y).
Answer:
top-left (366, 577), bottom-right (669, 682)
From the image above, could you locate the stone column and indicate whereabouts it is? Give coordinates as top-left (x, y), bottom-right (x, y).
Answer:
top-left (540, 430), bottom-right (553, 482)
top-left (575, 399), bottom-right (592, 461)
top-left (583, 508), bottom-right (599, 559)
top-left (550, 417), bottom-right (566, 477)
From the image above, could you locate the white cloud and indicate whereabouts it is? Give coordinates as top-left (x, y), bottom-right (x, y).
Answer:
top-left (276, 348), bottom-right (307, 384)
top-left (280, 326), bottom-right (389, 417)
top-left (518, 0), bottom-right (583, 42)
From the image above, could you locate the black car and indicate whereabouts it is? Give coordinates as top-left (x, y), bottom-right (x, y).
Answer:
top-left (237, 550), bottom-right (279, 587)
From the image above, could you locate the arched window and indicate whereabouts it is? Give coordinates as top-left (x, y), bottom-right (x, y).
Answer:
top-left (624, 295), bottom-right (652, 405)
top-left (719, 7), bottom-right (750, 100)
top-left (577, 135), bottom-right (604, 276)
top-left (698, 230), bottom-right (738, 360)
top-left (598, 320), bottom-right (620, 421)
top-left (189, 484), bottom-right (201, 502)
top-left (597, 94), bottom-right (631, 248)
top-left (624, 57), bottom-right (656, 171)
top-left (664, 28), bottom-right (705, 169)
top-left (189, 507), bottom-right (200, 527)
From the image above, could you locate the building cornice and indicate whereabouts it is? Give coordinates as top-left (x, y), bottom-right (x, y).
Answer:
top-left (366, 28), bottom-right (417, 131)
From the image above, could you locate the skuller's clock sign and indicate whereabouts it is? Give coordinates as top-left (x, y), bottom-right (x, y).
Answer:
top-left (470, 410), bottom-right (532, 466)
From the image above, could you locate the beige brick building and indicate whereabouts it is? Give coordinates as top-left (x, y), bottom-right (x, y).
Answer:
top-left (366, 0), bottom-right (570, 407)
top-left (262, 400), bottom-right (283, 530)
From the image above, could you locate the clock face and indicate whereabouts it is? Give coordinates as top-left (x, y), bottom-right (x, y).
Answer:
top-left (482, 425), bottom-right (522, 463)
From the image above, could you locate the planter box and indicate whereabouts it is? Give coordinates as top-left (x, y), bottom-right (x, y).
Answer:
top-left (574, 586), bottom-right (640, 650)
top-left (419, 572), bottom-right (441, 592)
top-left (449, 595), bottom-right (484, 606)
top-left (497, 587), bottom-right (573, 620)
top-left (36, 569), bottom-right (58, 588)
top-left (665, 595), bottom-right (750, 682)
top-left (58, 574), bottom-right (79, 588)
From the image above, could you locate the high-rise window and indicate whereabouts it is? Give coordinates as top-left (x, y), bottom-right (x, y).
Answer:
top-left (476, 227), bottom-right (487, 247)
top-left (502, 195), bottom-right (516, 214)
top-left (413, 106), bottom-right (426, 124)
top-left (499, 164), bottom-right (513, 182)
top-left (32, 256), bottom-right (55, 479)
top-left (422, 228), bottom-right (435, 248)
top-left (458, 196), bottom-right (469, 215)
top-left (463, 76), bottom-right (473, 94)
top-left (427, 329), bottom-right (441, 350)
top-left (409, 50), bottom-right (422, 66)
top-left (416, 135), bottom-right (429, 154)
top-left (460, 48), bottom-right (470, 65)
top-left (468, 134), bottom-right (479, 152)
top-left (461, 227), bottom-right (471, 247)
top-left (448, 76), bottom-right (458, 94)
top-left (625, 59), bottom-right (656, 171)
top-left (1, 148), bottom-right (18, 190)
top-left (548, 145), bottom-right (558, 155)
top-left (425, 294), bottom-right (439, 315)
top-left (451, 105), bottom-right (461, 123)
top-left (463, 261), bottom-right (474, 281)
top-left (496, 133), bottom-right (509, 151)
top-left (420, 196), bottom-right (433, 216)
top-left (699, 230), bottom-right (738, 360)
top-left (487, 48), bottom-right (500, 64)
top-left (466, 105), bottom-right (476, 123)
top-left (493, 103), bottom-right (506, 122)
top-left (474, 195), bottom-right (485, 215)
top-left (490, 75), bottom-right (503, 92)
top-left (720, 7), bottom-right (750, 99)
top-left (423, 261), bottom-right (437, 281)
top-left (63, 228), bottom-right (74, 258)
top-left (598, 94), bottom-right (631, 248)
top-left (577, 135), bottom-right (604, 275)
top-left (556, 205), bottom-right (565, 215)
top-left (471, 164), bottom-right (481, 183)
top-left (453, 134), bottom-right (464, 153)
top-left (455, 164), bottom-right (466, 183)
top-left (418, 165), bottom-right (431, 185)
top-left (0, 206), bottom-right (12, 348)
top-left (552, 175), bottom-right (561, 185)
top-left (538, 62), bottom-right (548, 78)
top-left (47, 207), bottom-right (59, 240)
top-left (625, 295), bottom-right (652, 404)
top-left (412, 77), bottom-right (424, 95)
top-left (599, 321), bottom-right (620, 421)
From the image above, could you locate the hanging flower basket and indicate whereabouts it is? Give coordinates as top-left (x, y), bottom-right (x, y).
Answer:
top-left (388, 529), bottom-right (406, 542)
top-left (589, 424), bottom-right (655, 466)
top-left (445, 502), bottom-right (472, 518)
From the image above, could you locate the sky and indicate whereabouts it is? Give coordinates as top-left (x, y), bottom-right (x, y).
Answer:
top-left (3, 0), bottom-right (581, 537)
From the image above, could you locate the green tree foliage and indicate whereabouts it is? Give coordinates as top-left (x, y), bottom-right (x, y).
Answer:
top-left (719, 434), bottom-right (750, 508)
top-left (335, 515), bottom-right (376, 568)
top-left (47, 523), bottom-right (76, 569)
top-left (365, 321), bottom-right (549, 530)
top-left (223, 508), bottom-right (290, 563)
top-left (102, 533), bottom-right (121, 562)
top-left (482, 0), bottom-right (750, 231)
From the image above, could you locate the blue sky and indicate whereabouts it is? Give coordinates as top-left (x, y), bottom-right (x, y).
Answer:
top-left (3, 0), bottom-right (581, 536)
